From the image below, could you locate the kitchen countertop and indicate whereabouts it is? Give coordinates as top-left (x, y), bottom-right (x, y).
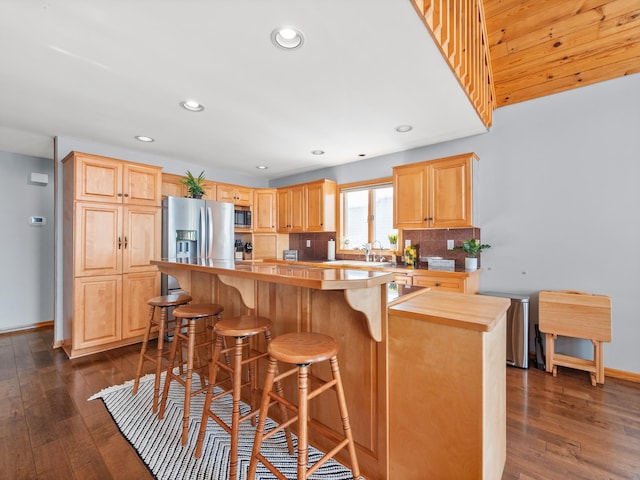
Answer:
top-left (270, 258), bottom-right (478, 276)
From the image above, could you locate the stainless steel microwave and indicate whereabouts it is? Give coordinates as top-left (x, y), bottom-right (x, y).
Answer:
top-left (234, 209), bottom-right (251, 228)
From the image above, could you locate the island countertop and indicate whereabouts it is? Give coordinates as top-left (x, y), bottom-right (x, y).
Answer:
top-left (151, 258), bottom-right (394, 290)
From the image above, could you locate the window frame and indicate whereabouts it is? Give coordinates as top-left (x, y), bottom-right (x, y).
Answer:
top-left (337, 177), bottom-right (399, 254)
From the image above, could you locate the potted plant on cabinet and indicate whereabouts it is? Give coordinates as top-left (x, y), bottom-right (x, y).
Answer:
top-left (453, 239), bottom-right (491, 270)
top-left (181, 170), bottom-right (207, 198)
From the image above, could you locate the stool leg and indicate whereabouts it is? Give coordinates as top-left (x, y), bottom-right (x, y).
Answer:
top-left (181, 318), bottom-right (197, 445)
top-left (158, 320), bottom-right (182, 420)
top-left (195, 334), bottom-right (225, 458)
top-left (152, 306), bottom-right (168, 413)
top-left (297, 364), bottom-right (310, 480)
top-left (330, 356), bottom-right (361, 478)
top-left (248, 357), bottom-right (278, 479)
top-left (133, 305), bottom-right (155, 395)
top-left (229, 336), bottom-right (244, 480)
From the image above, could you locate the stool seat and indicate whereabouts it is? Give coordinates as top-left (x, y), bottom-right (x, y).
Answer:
top-left (132, 292), bottom-right (192, 412)
top-left (173, 303), bottom-right (224, 319)
top-left (214, 314), bottom-right (272, 337)
top-left (147, 293), bottom-right (192, 307)
top-left (268, 332), bottom-right (339, 365)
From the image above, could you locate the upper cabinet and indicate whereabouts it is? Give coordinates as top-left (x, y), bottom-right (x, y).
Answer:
top-left (253, 189), bottom-right (277, 233)
top-left (277, 185), bottom-right (306, 233)
top-left (217, 183), bottom-right (253, 206)
top-left (68, 152), bottom-right (162, 207)
top-left (393, 153), bottom-right (478, 229)
top-left (161, 173), bottom-right (216, 200)
top-left (306, 179), bottom-right (336, 232)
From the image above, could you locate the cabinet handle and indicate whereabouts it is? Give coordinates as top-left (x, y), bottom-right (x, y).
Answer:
top-left (124, 236), bottom-right (128, 248)
top-left (435, 282), bottom-right (441, 287)
top-left (124, 193), bottom-right (129, 197)
top-left (118, 236), bottom-right (122, 249)
top-left (118, 193), bottom-right (123, 197)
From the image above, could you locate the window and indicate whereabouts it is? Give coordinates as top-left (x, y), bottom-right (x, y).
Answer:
top-left (338, 179), bottom-right (397, 252)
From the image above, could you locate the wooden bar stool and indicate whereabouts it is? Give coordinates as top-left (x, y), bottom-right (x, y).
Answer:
top-left (132, 293), bottom-right (192, 412)
top-left (158, 303), bottom-right (223, 445)
top-left (248, 332), bottom-right (360, 480)
top-left (194, 315), bottom-right (293, 480)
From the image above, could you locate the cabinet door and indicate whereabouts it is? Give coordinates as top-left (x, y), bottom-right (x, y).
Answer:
top-left (123, 205), bottom-right (161, 273)
top-left (217, 184), bottom-right (253, 206)
top-left (235, 186), bottom-right (253, 206)
top-left (276, 189), bottom-right (291, 232)
top-left (122, 272), bottom-right (160, 339)
top-left (73, 275), bottom-right (122, 349)
top-left (73, 154), bottom-right (123, 203)
top-left (429, 156), bottom-right (473, 228)
top-left (123, 163), bottom-right (162, 206)
top-left (75, 203), bottom-right (122, 277)
top-left (393, 164), bottom-right (428, 229)
top-left (306, 180), bottom-right (336, 232)
top-left (254, 189), bottom-right (277, 232)
top-left (162, 173), bottom-right (186, 198)
top-left (289, 185), bottom-right (306, 232)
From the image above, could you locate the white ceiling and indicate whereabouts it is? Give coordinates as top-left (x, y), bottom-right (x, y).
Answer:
top-left (0, 0), bottom-right (487, 179)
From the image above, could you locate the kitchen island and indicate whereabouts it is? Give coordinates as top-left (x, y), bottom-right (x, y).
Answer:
top-left (152, 258), bottom-right (509, 479)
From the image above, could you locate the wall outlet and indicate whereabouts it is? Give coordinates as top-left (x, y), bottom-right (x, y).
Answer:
top-left (306, 240), bottom-right (311, 248)
top-left (447, 239), bottom-right (454, 250)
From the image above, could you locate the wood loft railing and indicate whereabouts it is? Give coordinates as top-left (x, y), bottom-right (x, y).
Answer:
top-left (410, 0), bottom-right (495, 127)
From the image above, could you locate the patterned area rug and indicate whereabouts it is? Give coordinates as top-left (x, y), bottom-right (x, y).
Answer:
top-left (89, 372), bottom-right (354, 479)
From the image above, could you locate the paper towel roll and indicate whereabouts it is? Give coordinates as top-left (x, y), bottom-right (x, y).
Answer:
top-left (327, 239), bottom-right (336, 260)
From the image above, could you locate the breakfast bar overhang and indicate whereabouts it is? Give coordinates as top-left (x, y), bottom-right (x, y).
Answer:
top-left (152, 258), bottom-right (510, 479)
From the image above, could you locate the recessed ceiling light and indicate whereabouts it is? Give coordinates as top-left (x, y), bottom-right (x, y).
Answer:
top-left (135, 136), bottom-right (154, 142)
top-left (180, 100), bottom-right (205, 112)
top-left (396, 125), bottom-right (413, 133)
top-left (271, 27), bottom-right (304, 50)
top-left (256, 165), bottom-right (268, 170)
top-left (311, 150), bottom-right (324, 155)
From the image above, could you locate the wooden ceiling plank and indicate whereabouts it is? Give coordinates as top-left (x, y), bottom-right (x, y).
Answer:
top-left (493, 26), bottom-right (640, 83)
top-left (496, 57), bottom-right (640, 106)
top-left (494, 42), bottom-right (640, 101)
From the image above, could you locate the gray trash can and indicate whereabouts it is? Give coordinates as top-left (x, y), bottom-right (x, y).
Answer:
top-left (480, 291), bottom-right (530, 369)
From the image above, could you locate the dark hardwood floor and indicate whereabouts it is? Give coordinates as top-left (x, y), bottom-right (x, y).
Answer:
top-left (1, 326), bottom-right (639, 479)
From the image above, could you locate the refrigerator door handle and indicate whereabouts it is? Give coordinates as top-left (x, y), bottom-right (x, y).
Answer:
top-left (200, 206), bottom-right (206, 258)
top-left (207, 206), bottom-right (214, 258)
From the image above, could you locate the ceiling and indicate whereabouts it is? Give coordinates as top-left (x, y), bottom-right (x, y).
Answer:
top-left (0, 0), bottom-right (484, 179)
top-left (1, 1), bottom-right (637, 180)
top-left (484, 0), bottom-right (640, 107)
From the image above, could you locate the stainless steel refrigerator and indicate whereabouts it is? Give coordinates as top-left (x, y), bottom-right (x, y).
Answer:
top-left (162, 196), bottom-right (234, 294)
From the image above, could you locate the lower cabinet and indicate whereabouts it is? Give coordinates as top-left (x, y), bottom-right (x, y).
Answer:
top-left (411, 270), bottom-right (480, 293)
top-left (69, 271), bottom-right (160, 356)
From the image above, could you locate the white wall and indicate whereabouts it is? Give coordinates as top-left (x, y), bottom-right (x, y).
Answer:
top-left (271, 73), bottom-right (640, 374)
top-left (0, 152), bottom-right (54, 331)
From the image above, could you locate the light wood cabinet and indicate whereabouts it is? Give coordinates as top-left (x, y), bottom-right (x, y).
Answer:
top-left (63, 151), bottom-right (162, 358)
top-left (72, 152), bottom-right (162, 206)
top-left (217, 183), bottom-right (253, 206)
top-left (277, 179), bottom-right (336, 233)
top-left (162, 173), bottom-right (216, 200)
top-left (253, 189), bottom-right (277, 232)
top-left (306, 179), bottom-right (336, 232)
top-left (393, 152), bottom-right (477, 229)
top-left (412, 269), bottom-right (480, 293)
top-left (277, 185), bottom-right (306, 232)
top-left (251, 233), bottom-right (290, 260)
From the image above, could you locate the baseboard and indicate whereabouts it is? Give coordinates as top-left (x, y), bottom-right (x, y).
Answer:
top-left (0, 320), bottom-right (54, 336)
top-left (605, 367), bottom-right (640, 383)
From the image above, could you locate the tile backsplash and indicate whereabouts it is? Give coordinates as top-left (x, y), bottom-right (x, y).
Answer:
top-left (289, 228), bottom-right (486, 268)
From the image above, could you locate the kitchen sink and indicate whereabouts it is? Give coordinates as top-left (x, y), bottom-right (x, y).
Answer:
top-left (323, 260), bottom-right (393, 267)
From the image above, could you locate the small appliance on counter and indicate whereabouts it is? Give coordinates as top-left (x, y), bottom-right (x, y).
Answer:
top-left (234, 240), bottom-right (244, 261)
top-left (243, 242), bottom-right (253, 260)
top-left (283, 249), bottom-right (298, 261)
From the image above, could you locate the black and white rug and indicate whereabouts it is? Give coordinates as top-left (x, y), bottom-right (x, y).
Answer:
top-left (89, 372), bottom-right (355, 479)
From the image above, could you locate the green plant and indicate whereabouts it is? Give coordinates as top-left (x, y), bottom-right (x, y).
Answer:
top-left (387, 232), bottom-right (398, 245)
top-left (453, 239), bottom-right (491, 258)
top-left (181, 170), bottom-right (207, 197)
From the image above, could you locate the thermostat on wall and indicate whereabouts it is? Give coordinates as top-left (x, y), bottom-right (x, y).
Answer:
top-left (30, 216), bottom-right (46, 226)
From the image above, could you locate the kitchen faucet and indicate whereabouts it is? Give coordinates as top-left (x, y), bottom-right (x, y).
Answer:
top-left (371, 240), bottom-right (383, 262)
top-left (359, 243), bottom-right (372, 262)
